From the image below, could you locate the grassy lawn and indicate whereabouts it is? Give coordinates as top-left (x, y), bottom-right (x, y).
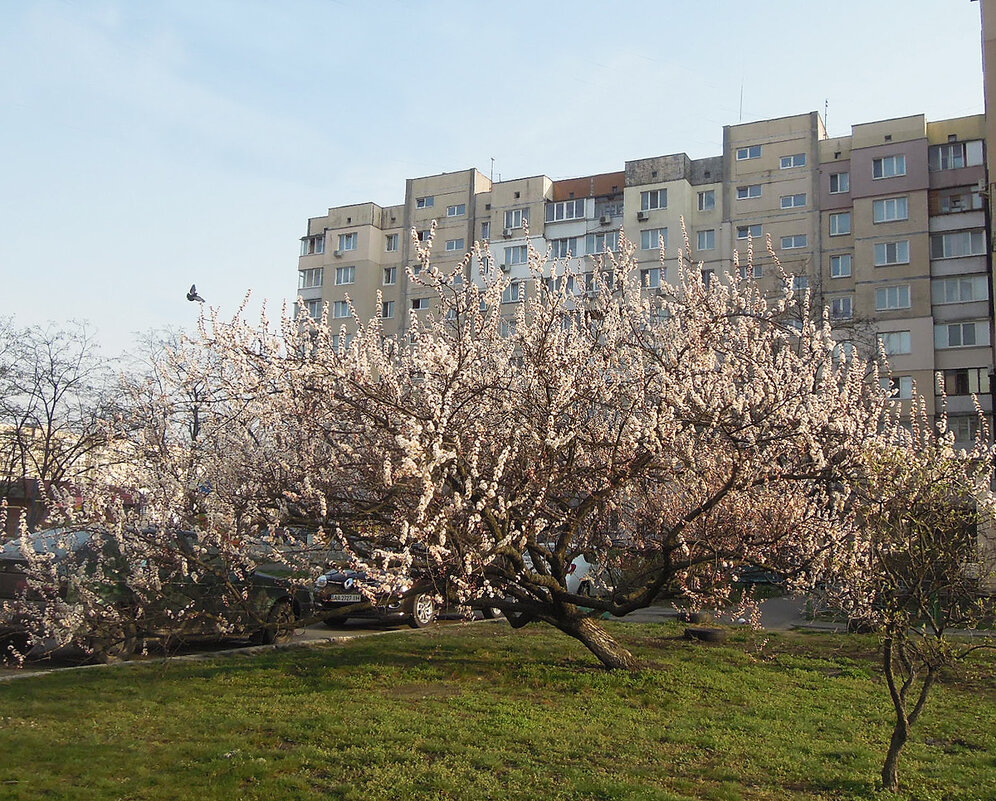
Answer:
top-left (0, 621), bottom-right (993, 801)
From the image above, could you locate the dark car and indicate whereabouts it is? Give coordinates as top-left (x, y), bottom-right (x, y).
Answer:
top-left (0, 527), bottom-right (313, 662)
top-left (314, 567), bottom-right (441, 628)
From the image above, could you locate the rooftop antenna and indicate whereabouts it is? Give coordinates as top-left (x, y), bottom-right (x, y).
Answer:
top-left (824, 98), bottom-right (829, 136)
top-left (490, 157), bottom-right (495, 184)
top-left (739, 79), bottom-right (744, 122)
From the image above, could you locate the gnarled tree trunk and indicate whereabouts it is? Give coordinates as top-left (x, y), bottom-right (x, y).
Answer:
top-left (881, 635), bottom-right (936, 792)
top-left (557, 616), bottom-right (641, 671)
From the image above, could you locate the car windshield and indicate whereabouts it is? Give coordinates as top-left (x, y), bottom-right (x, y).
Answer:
top-left (0, 528), bottom-right (95, 559)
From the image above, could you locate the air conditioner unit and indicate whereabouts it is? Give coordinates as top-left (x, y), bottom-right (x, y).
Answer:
top-left (599, 215), bottom-right (611, 225)
top-left (637, 211), bottom-right (649, 222)
top-left (333, 249), bottom-right (343, 258)
top-left (499, 262), bottom-right (510, 272)
top-left (502, 227), bottom-right (514, 238)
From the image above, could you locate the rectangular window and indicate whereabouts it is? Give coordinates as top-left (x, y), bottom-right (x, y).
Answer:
top-left (383, 266), bottom-right (397, 285)
top-left (335, 265), bottom-right (355, 285)
top-left (304, 299), bottom-right (322, 319)
top-left (930, 230), bottom-right (986, 259)
top-left (415, 196), bottom-right (434, 208)
top-left (445, 238), bottom-right (465, 252)
top-left (504, 245), bottom-right (528, 266)
top-left (781, 234), bottom-right (808, 249)
top-left (385, 233), bottom-right (399, 252)
top-left (873, 154), bottom-right (906, 179)
top-left (697, 190), bottom-right (715, 211)
top-left (830, 254), bottom-right (852, 278)
top-left (416, 229), bottom-right (430, 242)
top-left (697, 229), bottom-right (716, 250)
top-left (880, 375), bottom-right (913, 400)
top-left (932, 275), bottom-right (989, 304)
top-left (829, 212), bottom-right (851, 236)
top-left (938, 368), bottom-right (991, 397)
top-left (446, 203), bottom-right (466, 217)
top-left (935, 321), bottom-right (989, 349)
top-left (873, 196), bottom-right (909, 223)
top-left (929, 140), bottom-right (984, 171)
top-left (640, 228), bottom-right (668, 250)
top-left (411, 297), bottom-right (429, 311)
top-left (792, 274), bottom-right (810, 291)
top-left (545, 275), bottom-right (576, 294)
top-left (949, 416), bottom-right (982, 443)
top-left (736, 184), bottom-right (762, 200)
top-left (780, 153), bottom-right (807, 169)
top-left (641, 189), bottom-right (667, 211)
top-left (937, 187), bottom-right (985, 214)
top-left (641, 268), bottom-right (661, 289)
top-left (544, 199), bottom-right (586, 222)
top-left (739, 263), bottom-right (763, 280)
top-left (381, 300), bottom-right (395, 319)
top-left (298, 267), bottom-right (324, 289)
top-left (338, 232), bottom-right (358, 251)
top-left (502, 282), bottom-right (525, 303)
top-left (333, 300), bottom-right (350, 319)
top-left (831, 296), bottom-right (853, 319)
top-left (736, 224), bottom-right (762, 240)
top-left (586, 231), bottom-right (620, 254)
top-left (300, 234), bottom-right (325, 256)
top-left (481, 220), bottom-right (491, 240)
top-left (829, 172), bottom-right (850, 193)
top-left (504, 208), bottom-right (528, 229)
top-left (736, 145), bottom-right (762, 160)
top-left (874, 240), bottom-right (910, 266)
top-left (780, 193), bottom-right (807, 209)
top-left (701, 269), bottom-right (715, 288)
top-left (875, 284), bottom-right (911, 310)
top-left (879, 330), bottom-right (911, 355)
top-left (550, 237), bottom-right (578, 258)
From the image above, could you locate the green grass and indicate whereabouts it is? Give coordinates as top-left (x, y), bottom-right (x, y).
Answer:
top-left (0, 621), bottom-right (994, 801)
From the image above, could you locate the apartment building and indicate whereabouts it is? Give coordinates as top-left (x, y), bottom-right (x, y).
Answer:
top-left (296, 110), bottom-right (992, 446)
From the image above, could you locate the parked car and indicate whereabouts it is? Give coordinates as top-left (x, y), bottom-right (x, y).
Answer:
top-left (0, 527), bottom-right (313, 662)
top-left (314, 567), bottom-right (445, 628)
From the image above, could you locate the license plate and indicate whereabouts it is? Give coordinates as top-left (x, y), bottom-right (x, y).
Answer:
top-left (329, 594), bottom-right (362, 602)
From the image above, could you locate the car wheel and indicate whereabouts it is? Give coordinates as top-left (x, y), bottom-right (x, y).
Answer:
top-left (322, 615), bottom-right (348, 627)
top-left (408, 593), bottom-right (437, 628)
top-left (256, 599), bottom-right (295, 645)
top-left (87, 621), bottom-right (138, 664)
top-left (481, 606), bottom-right (503, 620)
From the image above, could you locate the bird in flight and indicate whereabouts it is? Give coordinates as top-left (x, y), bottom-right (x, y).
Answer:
top-left (187, 284), bottom-right (205, 303)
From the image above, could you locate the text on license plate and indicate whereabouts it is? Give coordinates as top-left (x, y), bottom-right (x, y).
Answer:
top-left (329, 593), bottom-right (362, 602)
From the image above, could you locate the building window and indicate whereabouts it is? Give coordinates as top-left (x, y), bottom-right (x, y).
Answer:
top-left (935, 321), bottom-right (989, 349)
top-left (932, 275), bottom-right (989, 304)
top-left (335, 265), bottom-right (355, 285)
top-left (502, 282), bottom-right (525, 303)
top-left (937, 368), bottom-right (991, 397)
top-left (416, 229), bottom-right (431, 242)
top-left (381, 301), bottom-right (395, 319)
top-left (697, 229), bottom-right (716, 250)
top-left (383, 266), bottom-right (397, 285)
top-left (948, 416), bottom-right (981, 443)
top-left (550, 237), bottom-right (578, 258)
top-left (641, 268), bottom-right (661, 289)
top-left (736, 145), bottom-right (762, 160)
top-left (415, 196), bottom-right (434, 208)
top-left (792, 274), bottom-right (810, 291)
top-left (445, 238), bottom-right (465, 252)
top-left (640, 228), bottom-right (668, 250)
top-left (545, 199), bottom-right (586, 222)
top-left (781, 234), bottom-right (808, 249)
top-left (930, 230), bottom-right (986, 259)
top-left (830, 254), bottom-right (852, 278)
top-left (875, 284), bottom-right (911, 311)
top-left (879, 330), bottom-right (911, 355)
top-left (385, 233), bottom-right (399, 252)
top-left (504, 208), bottom-right (528, 230)
top-left (481, 220), bottom-right (491, 240)
top-left (780, 153), bottom-right (807, 169)
top-left (304, 299), bottom-right (322, 319)
top-left (504, 245), bottom-right (528, 266)
top-left (736, 224), bottom-right (762, 240)
top-left (873, 154), bottom-right (906, 179)
top-left (446, 203), bottom-right (466, 217)
top-left (829, 212), bottom-right (851, 236)
top-left (545, 275), bottom-right (576, 294)
top-left (333, 300), bottom-right (350, 319)
top-left (829, 172), bottom-right (850, 194)
top-left (831, 296), bottom-right (853, 319)
top-left (338, 232), bottom-right (358, 251)
top-left (929, 140), bottom-right (984, 171)
top-left (873, 196), bottom-right (909, 223)
top-left (641, 189), bottom-right (667, 211)
top-left (874, 240), bottom-right (910, 266)
top-left (880, 375), bottom-right (913, 400)
top-left (740, 263), bottom-right (762, 280)
top-left (697, 190), bottom-right (715, 211)
top-left (300, 234), bottom-right (325, 256)
top-left (736, 184), bottom-right (762, 200)
top-left (586, 232), bottom-right (619, 254)
top-left (780, 193), bottom-right (807, 209)
top-left (411, 297), bottom-right (429, 311)
top-left (299, 267), bottom-right (324, 289)
top-left (936, 187), bottom-right (985, 214)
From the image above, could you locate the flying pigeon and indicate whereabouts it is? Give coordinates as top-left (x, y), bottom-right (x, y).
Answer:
top-left (186, 284), bottom-right (205, 303)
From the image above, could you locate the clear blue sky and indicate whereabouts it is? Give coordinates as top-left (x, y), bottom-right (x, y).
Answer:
top-left (0, 0), bottom-right (986, 356)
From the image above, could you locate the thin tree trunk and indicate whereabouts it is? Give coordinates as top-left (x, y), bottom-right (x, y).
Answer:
top-left (559, 616), bottom-right (641, 671)
top-left (881, 721), bottom-right (908, 792)
top-left (880, 635), bottom-right (936, 792)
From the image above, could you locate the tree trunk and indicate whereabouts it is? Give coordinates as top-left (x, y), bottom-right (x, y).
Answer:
top-left (559, 616), bottom-right (641, 671)
top-left (881, 722), bottom-right (907, 792)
